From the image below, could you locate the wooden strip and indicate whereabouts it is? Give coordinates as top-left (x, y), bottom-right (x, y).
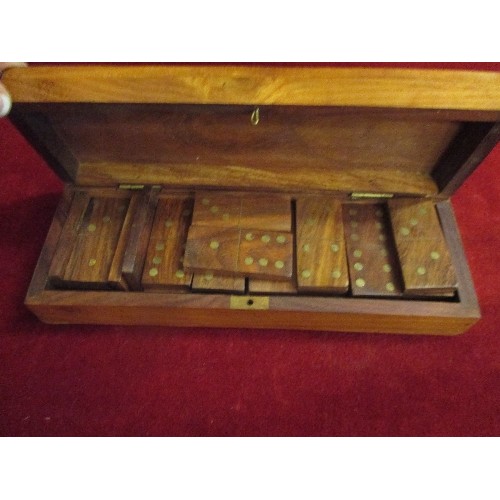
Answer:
top-left (432, 122), bottom-right (500, 196)
top-left (108, 193), bottom-right (140, 290)
top-left (388, 199), bottom-right (457, 295)
top-left (121, 187), bottom-right (160, 290)
top-left (48, 190), bottom-right (90, 286)
top-left (295, 198), bottom-right (348, 293)
top-left (141, 196), bottom-right (194, 291)
top-left (9, 110), bottom-right (80, 182)
top-left (248, 279), bottom-right (297, 295)
top-left (5, 66), bottom-right (500, 112)
top-left (192, 273), bottom-right (245, 293)
top-left (77, 162), bottom-right (439, 197)
top-left (343, 204), bottom-right (403, 297)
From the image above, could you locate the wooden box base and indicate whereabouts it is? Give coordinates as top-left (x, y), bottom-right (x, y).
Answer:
top-left (25, 186), bottom-right (480, 336)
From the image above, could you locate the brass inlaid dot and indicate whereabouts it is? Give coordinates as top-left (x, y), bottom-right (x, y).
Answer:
top-left (175, 270), bottom-right (185, 279)
top-left (204, 272), bottom-right (214, 281)
top-left (383, 264), bottom-right (392, 273)
top-left (244, 256), bottom-right (254, 266)
top-left (386, 282), bottom-right (395, 292)
top-left (210, 206), bottom-right (219, 214)
top-left (380, 249), bottom-right (388, 257)
top-left (209, 240), bottom-right (220, 250)
top-left (276, 235), bottom-right (286, 244)
top-left (350, 221), bottom-right (358, 228)
top-left (355, 278), bottom-right (366, 288)
top-left (222, 213), bottom-right (230, 221)
top-left (375, 221), bottom-right (383, 229)
top-left (202, 198), bottom-right (210, 206)
top-left (301, 269), bottom-right (312, 279)
top-left (409, 218), bottom-right (418, 226)
top-left (378, 234), bottom-right (386, 242)
top-left (155, 242), bottom-right (165, 251)
top-left (275, 260), bottom-right (285, 270)
top-left (419, 207), bottom-right (428, 216)
top-left (88, 258), bottom-right (97, 267)
top-left (430, 251), bottom-right (441, 260)
top-left (400, 227), bottom-right (410, 236)
top-left (245, 232), bottom-right (254, 241)
top-left (152, 256), bottom-right (162, 265)
top-left (102, 216), bottom-right (111, 223)
top-left (149, 268), bottom-right (159, 277)
top-left (306, 217), bottom-right (316, 225)
top-left (349, 208), bottom-right (357, 216)
top-left (417, 266), bottom-right (427, 276)
top-left (331, 243), bottom-right (340, 253)
top-left (164, 220), bottom-right (173, 228)
top-left (258, 258), bottom-right (269, 267)
top-left (354, 262), bottom-right (363, 271)
top-left (87, 223), bottom-right (96, 233)
top-left (350, 234), bottom-right (359, 241)
top-left (376, 209), bottom-right (384, 218)
top-left (331, 270), bottom-right (342, 279)
top-left (353, 249), bottom-right (362, 258)
top-left (303, 244), bottom-right (311, 253)
top-left (261, 235), bottom-right (271, 243)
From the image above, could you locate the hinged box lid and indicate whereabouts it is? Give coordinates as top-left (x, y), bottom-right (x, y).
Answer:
top-left (4, 65), bottom-right (500, 198)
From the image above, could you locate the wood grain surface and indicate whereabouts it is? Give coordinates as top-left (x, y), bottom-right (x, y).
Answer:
top-left (343, 204), bottom-right (403, 297)
top-left (141, 196), bottom-right (194, 291)
top-left (4, 66), bottom-right (500, 114)
top-left (388, 199), bottom-right (457, 294)
top-left (295, 198), bottom-right (349, 293)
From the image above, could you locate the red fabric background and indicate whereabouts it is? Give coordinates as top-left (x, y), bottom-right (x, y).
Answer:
top-left (1, 63), bottom-right (499, 436)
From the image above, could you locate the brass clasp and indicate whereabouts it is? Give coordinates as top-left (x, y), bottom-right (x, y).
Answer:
top-left (250, 107), bottom-right (260, 126)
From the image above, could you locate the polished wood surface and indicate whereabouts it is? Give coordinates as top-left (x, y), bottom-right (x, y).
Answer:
top-left (42, 105), bottom-right (460, 177)
top-left (192, 192), bottom-right (291, 231)
top-left (121, 187), bottom-right (160, 290)
top-left (77, 162), bottom-right (439, 196)
top-left (295, 198), bottom-right (348, 293)
top-left (4, 66), bottom-right (500, 114)
top-left (343, 204), bottom-right (403, 297)
top-left (49, 191), bottom-right (130, 289)
top-left (388, 200), bottom-right (457, 294)
top-left (184, 225), bottom-right (294, 280)
top-left (248, 278), bottom-right (297, 295)
top-left (192, 274), bottom-right (246, 293)
top-left (11, 65), bottom-right (493, 335)
top-left (141, 196), bottom-right (193, 291)
top-left (25, 191), bottom-right (481, 335)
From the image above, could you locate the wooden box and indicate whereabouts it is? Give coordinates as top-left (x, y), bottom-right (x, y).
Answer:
top-left (3, 65), bottom-right (500, 335)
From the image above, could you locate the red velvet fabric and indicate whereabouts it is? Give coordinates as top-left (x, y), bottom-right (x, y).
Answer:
top-left (1, 63), bottom-right (499, 436)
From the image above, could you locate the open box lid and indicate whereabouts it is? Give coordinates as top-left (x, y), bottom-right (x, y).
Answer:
top-left (3, 65), bottom-right (500, 198)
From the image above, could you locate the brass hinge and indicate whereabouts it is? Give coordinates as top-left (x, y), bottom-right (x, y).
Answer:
top-left (350, 192), bottom-right (394, 200)
top-left (119, 184), bottom-right (145, 190)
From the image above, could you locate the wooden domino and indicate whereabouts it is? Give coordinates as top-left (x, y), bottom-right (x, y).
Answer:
top-left (388, 199), bottom-right (457, 295)
top-left (49, 192), bottom-right (131, 289)
top-left (141, 196), bottom-right (194, 291)
top-left (295, 198), bottom-right (349, 293)
top-left (343, 203), bottom-right (403, 297)
top-left (184, 226), bottom-right (293, 280)
top-left (192, 192), bottom-right (292, 231)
